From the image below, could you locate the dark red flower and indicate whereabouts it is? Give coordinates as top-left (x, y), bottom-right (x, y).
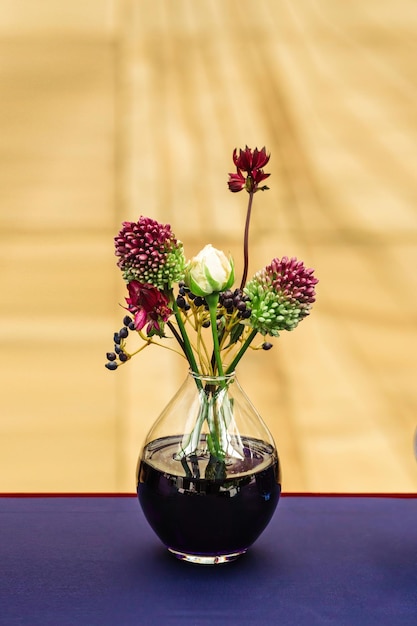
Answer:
top-left (227, 171), bottom-right (246, 192)
top-left (233, 146), bottom-right (270, 171)
top-left (125, 281), bottom-right (172, 337)
top-left (228, 146), bottom-right (270, 193)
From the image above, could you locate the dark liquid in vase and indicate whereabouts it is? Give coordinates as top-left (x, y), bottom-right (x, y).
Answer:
top-left (137, 435), bottom-right (281, 557)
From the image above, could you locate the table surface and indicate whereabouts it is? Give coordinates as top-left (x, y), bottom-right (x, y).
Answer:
top-left (1, 495), bottom-right (416, 626)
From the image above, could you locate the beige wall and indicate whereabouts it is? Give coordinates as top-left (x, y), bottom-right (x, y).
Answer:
top-left (1, 0), bottom-right (416, 493)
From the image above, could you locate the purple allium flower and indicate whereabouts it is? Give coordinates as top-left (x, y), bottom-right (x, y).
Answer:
top-left (244, 257), bottom-right (318, 335)
top-left (115, 216), bottom-right (186, 289)
top-left (125, 281), bottom-right (172, 337)
top-left (228, 146), bottom-right (270, 193)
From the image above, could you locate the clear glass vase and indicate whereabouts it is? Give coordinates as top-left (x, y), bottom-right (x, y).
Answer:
top-left (137, 370), bottom-right (281, 564)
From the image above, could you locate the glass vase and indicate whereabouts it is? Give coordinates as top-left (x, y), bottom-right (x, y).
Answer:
top-left (136, 370), bottom-right (281, 565)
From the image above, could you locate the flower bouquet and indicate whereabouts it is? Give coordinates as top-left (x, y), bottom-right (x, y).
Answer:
top-left (106, 146), bottom-right (317, 460)
top-left (105, 146), bottom-right (318, 563)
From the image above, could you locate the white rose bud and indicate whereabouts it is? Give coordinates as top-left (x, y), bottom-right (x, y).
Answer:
top-left (185, 244), bottom-right (234, 297)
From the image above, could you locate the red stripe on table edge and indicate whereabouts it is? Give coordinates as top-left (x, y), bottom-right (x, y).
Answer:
top-left (0, 492), bottom-right (416, 498)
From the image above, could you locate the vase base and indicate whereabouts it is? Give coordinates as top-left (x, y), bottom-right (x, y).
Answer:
top-left (168, 548), bottom-right (247, 565)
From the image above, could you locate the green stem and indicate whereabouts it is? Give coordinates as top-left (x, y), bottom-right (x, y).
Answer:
top-left (172, 298), bottom-right (201, 386)
top-left (205, 293), bottom-right (224, 377)
top-left (210, 326), bottom-right (225, 371)
top-left (226, 328), bottom-right (258, 374)
top-left (167, 320), bottom-right (185, 351)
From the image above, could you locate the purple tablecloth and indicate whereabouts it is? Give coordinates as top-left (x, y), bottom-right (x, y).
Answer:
top-left (1, 495), bottom-right (416, 625)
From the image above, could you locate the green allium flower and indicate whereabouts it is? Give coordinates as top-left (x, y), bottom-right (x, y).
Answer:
top-left (115, 216), bottom-right (186, 289)
top-left (245, 257), bottom-right (318, 335)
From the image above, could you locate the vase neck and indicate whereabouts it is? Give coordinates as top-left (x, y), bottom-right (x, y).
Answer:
top-left (189, 370), bottom-right (236, 385)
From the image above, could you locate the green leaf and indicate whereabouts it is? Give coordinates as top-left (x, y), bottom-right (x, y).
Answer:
top-left (225, 323), bottom-right (245, 347)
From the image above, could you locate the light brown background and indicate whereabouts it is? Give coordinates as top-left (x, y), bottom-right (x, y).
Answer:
top-left (1, 0), bottom-right (416, 493)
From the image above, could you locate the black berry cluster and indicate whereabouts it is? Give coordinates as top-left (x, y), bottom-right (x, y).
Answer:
top-left (176, 282), bottom-right (207, 312)
top-left (176, 283), bottom-right (251, 319)
top-left (219, 289), bottom-right (251, 319)
top-left (104, 315), bottom-right (135, 370)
